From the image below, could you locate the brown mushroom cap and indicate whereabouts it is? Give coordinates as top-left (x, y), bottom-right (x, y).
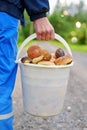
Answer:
top-left (42, 49), bottom-right (51, 61)
top-left (55, 48), bottom-right (65, 58)
top-left (54, 54), bottom-right (73, 65)
top-left (27, 45), bottom-right (42, 59)
top-left (21, 56), bottom-right (31, 63)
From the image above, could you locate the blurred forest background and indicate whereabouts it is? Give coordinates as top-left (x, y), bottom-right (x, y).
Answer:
top-left (18, 0), bottom-right (87, 52)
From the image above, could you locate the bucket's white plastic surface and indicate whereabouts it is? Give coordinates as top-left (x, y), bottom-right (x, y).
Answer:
top-left (16, 33), bottom-right (73, 117)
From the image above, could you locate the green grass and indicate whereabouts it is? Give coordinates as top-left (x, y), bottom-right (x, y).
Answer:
top-left (69, 43), bottom-right (87, 53)
top-left (18, 39), bottom-right (87, 53)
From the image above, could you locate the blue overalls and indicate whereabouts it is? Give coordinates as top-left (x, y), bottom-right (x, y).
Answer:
top-left (0, 12), bottom-right (18, 130)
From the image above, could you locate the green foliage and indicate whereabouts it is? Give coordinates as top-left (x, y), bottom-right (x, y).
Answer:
top-left (48, 11), bottom-right (75, 41)
top-left (48, 8), bottom-right (87, 45)
top-left (18, 11), bottom-right (34, 46)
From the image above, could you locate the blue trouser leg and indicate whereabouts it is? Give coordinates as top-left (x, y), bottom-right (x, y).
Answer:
top-left (0, 117), bottom-right (14, 130)
top-left (0, 12), bottom-right (18, 130)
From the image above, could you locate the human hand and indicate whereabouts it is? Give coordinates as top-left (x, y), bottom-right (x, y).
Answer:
top-left (34, 17), bottom-right (55, 40)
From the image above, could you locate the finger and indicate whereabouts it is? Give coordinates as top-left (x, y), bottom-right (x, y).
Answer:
top-left (50, 27), bottom-right (55, 40)
top-left (41, 31), bottom-right (46, 40)
top-left (45, 31), bottom-right (50, 40)
top-left (36, 33), bottom-right (41, 40)
top-left (36, 27), bottom-right (46, 40)
top-left (45, 25), bottom-right (54, 40)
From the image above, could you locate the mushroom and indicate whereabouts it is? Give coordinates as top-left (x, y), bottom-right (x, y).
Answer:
top-left (27, 45), bottom-right (42, 59)
top-left (55, 48), bottom-right (65, 58)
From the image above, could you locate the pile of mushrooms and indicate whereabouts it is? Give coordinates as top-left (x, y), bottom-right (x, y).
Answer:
top-left (21, 45), bottom-right (73, 66)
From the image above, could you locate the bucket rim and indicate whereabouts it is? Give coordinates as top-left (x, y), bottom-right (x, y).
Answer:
top-left (17, 59), bottom-right (74, 69)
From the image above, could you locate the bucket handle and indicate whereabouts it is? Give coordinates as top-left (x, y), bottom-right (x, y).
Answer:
top-left (16, 33), bottom-right (72, 61)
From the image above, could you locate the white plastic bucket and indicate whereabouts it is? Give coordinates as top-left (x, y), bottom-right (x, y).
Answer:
top-left (16, 33), bottom-right (73, 117)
